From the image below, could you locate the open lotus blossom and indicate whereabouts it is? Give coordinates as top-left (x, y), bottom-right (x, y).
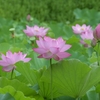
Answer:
top-left (23, 25), bottom-right (49, 37)
top-left (72, 24), bottom-right (94, 47)
top-left (0, 51), bottom-right (31, 72)
top-left (33, 36), bottom-right (71, 61)
top-left (72, 24), bottom-right (93, 40)
top-left (80, 26), bottom-right (93, 40)
top-left (72, 24), bottom-right (86, 34)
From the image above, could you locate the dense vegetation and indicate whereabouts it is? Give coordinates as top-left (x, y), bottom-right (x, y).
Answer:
top-left (0, 0), bottom-right (100, 22)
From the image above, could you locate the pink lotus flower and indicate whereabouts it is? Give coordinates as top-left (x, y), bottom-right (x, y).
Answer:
top-left (0, 51), bottom-right (31, 72)
top-left (72, 24), bottom-right (87, 34)
top-left (93, 24), bottom-right (100, 40)
top-left (72, 24), bottom-right (93, 40)
top-left (33, 36), bottom-right (71, 61)
top-left (23, 25), bottom-right (49, 37)
top-left (72, 24), bottom-right (93, 47)
top-left (80, 26), bottom-right (93, 40)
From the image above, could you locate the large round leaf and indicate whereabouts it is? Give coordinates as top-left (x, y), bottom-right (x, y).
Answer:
top-left (16, 62), bottom-right (37, 85)
top-left (0, 86), bottom-right (35, 100)
top-left (36, 67), bottom-right (63, 99)
top-left (0, 77), bottom-right (36, 96)
top-left (41, 59), bottom-right (100, 98)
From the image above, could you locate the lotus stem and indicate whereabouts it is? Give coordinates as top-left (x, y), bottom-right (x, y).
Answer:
top-left (11, 68), bottom-right (14, 80)
top-left (50, 59), bottom-right (53, 100)
top-left (97, 42), bottom-right (100, 66)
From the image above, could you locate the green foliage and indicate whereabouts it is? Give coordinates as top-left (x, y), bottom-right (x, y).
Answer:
top-left (41, 59), bottom-right (100, 98)
top-left (16, 62), bottom-right (38, 85)
top-left (0, 86), bottom-right (35, 100)
top-left (0, 77), bottom-right (36, 96)
top-left (0, 93), bottom-right (15, 100)
top-left (0, 0), bottom-right (100, 22)
top-left (73, 8), bottom-right (100, 25)
top-left (36, 67), bottom-right (63, 99)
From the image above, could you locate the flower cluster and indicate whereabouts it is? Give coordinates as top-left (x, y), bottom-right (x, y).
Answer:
top-left (72, 24), bottom-right (93, 40)
top-left (72, 24), bottom-right (100, 47)
top-left (72, 24), bottom-right (94, 47)
top-left (24, 25), bottom-right (71, 61)
top-left (0, 25), bottom-right (72, 72)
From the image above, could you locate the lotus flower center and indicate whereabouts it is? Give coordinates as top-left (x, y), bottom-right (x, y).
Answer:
top-left (81, 28), bottom-right (84, 30)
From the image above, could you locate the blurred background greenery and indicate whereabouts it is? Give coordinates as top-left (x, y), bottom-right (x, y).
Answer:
top-left (0, 0), bottom-right (100, 22)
